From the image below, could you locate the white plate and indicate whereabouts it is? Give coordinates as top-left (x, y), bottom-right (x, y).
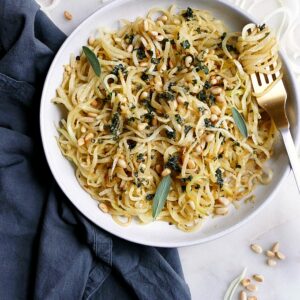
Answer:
top-left (40, 0), bottom-right (300, 247)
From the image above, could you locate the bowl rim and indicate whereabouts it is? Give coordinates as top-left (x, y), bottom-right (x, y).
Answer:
top-left (40, 0), bottom-right (300, 248)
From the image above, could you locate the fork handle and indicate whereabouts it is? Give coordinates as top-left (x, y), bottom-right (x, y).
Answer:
top-left (280, 128), bottom-right (300, 193)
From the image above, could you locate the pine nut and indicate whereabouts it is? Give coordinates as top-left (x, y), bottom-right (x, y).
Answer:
top-left (246, 284), bottom-right (257, 292)
top-left (138, 123), bottom-right (148, 131)
top-left (156, 35), bottom-right (164, 42)
top-left (174, 19), bottom-right (180, 25)
top-left (276, 251), bottom-right (286, 260)
top-left (267, 258), bottom-right (277, 267)
top-left (253, 274), bottom-right (264, 283)
top-left (250, 244), bottom-right (263, 254)
top-left (117, 159), bottom-right (127, 169)
top-left (64, 11), bottom-right (73, 20)
top-left (150, 31), bottom-right (158, 36)
top-left (210, 114), bottom-right (218, 122)
top-left (78, 137), bottom-right (85, 146)
top-left (140, 62), bottom-right (148, 67)
top-left (241, 278), bottom-right (251, 287)
top-left (157, 20), bottom-right (164, 27)
top-left (154, 76), bottom-right (162, 86)
top-left (216, 197), bottom-right (230, 207)
top-left (211, 78), bottom-right (218, 85)
top-left (216, 75), bottom-right (222, 81)
top-left (216, 94), bottom-right (226, 103)
top-left (87, 112), bottom-right (97, 117)
top-left (144, 19), bottom-right (149, 31)
top-left (205, 133), bottom-right (214, 143)
top-left (99, 203), bottom-right (108, 213)
top-left (152, 118), bottom-right (158, 126)
top-left (188, 201), bottom-right (195, 210)
top-left (210, 105), bottom-right (222, 116)
top-left (155, 164), bottom-right (162, 173)
top-left (127, 44), bottom-right (133, 52)
top-left (81, 126), bottom-right (87, 133)
top-left (211, 86), bottom-right (223, 95)
top-left (185, 56), bottom-right (193, 68)
top-left (195, 145), bottom-right (202, 154)
top-left (161, 168), bottom-right (171, 177)
top-left (187, 159), bottom-right (196, 169)
top-left (247, 297), bottom-right (257, 300)
top-left (177, 96), bottom-right (185, 103)
top-left (272, 242), bottom-right (280, 253)
top-left (88, 37), bottom-right (95, 46)
top-left (266, 250), bottom-right (275, 258)
top-left (140, 91), bottom-right (149, 99)
top-left (91, 100), bottom-right (98, 107)
top-left (214, 207), bottom-right (228, 215)
top-left (161, 15), bottom-right (168, 22)
top-left (85, 133), bottom-right (94, 141)
top-left (239, 291), bottom-right (247, 300)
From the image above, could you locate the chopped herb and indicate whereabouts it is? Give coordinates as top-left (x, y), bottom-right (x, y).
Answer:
top-left (134, 171), bottom-right (138, 177)
top-left (76, 55), bottom-right (80, 61)
top-left (141, 73), bottom-right (149, 82)
top-left (184, 101), bottom-right (189, 108)
top-left (127, 117), bottom-right (135, 123)
top-left (204, 118), bottom-right (214, 128)
top-left (166, 129), bottom-right (176, 139)
top-left (108, 92), bottom-right (113, 100)
top-left (143, 112), bottom-right (154, 122)
top-left (215, 168), bottom-right (224, 187)
top-left (226, 45), bottom-right (237, 52)
top-left (162, 38), bottom-right (169, 50)
top-left (182, 7), bottom-right (194, 20)
top-left (158, 91), bottom-right (175, 101)
top-left (198, 106), bottom-right (206, 113)
top-left (147, 50), bottom-right (154, 57)
top-left (184, 125), bottom-right (192, 136)
top-left (168, 82), bottom-right (176, 91)
top-left (258, 23), bottom-right (266, 31)
top-left (181, 185), bottom-right (186, 192)
top-left (204, 80), bottom-right (211, 89)
top-left (142, 100), bottom-right (156, 113)
top-left (192, 79), bottom-right (197, 85)
top-left (151, 57), bottom-right (160, 64)
top-left (221, 32), bottom-right (227, 41)
top-left (127, 139), bottom-right (137, 150)
top-left (175, 114), bottom-right (183, 124)
top-left (146, 194), bottom-right (155, 200)
top-left (196, 27), bottom-right (201, 34)
top-left (208, 94), bottom-right (215, 105)
top-left (197, 91), bottom-right (206, 101)
top-left (170, 39), bottom-right (176, 45)
top-left (124, 34), bottom-right (134, 44)
top-left (181, 175), bottom-right (192, 183)
top-left (82, 46), bottom-right (101, 77)
top-left (109, 113), bottom-right (120, 135)
top-left (181, 40), bottom-right (191, 49)
top-left (166, 155), bottom-right (181, 172)
top-left (218, 153), bottom-right (223, 159)
top-left (195, 61), bottom-right (209, 74)
top-left (112, 64), bottom-right (126, 76)
top-left (137, 153), bottom-right (144, 162)
top-left (236, 164), bottom-right (241, 168)
top-left (136, 47), bottom-right (146, 60)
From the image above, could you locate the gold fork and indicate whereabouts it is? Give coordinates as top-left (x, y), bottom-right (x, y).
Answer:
top-left (250, 65), bottom-right (300, 192)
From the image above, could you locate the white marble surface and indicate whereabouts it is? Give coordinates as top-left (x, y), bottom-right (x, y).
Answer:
top-left (38, 0), bottom-right (300, 298)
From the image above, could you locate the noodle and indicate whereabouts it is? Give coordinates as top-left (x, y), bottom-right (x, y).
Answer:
top-left (54, 7), bottom-right (278, 232)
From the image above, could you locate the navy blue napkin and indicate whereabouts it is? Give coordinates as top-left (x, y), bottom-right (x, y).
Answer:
top-left (0, 0), bottom-right (191, 299)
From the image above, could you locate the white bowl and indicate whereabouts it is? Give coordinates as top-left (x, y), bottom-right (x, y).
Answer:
top-left (40, 0), bottom-right (300, 247)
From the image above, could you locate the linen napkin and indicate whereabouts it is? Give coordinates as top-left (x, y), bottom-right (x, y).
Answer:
top-left (0, 0), bottom-right (191, 299)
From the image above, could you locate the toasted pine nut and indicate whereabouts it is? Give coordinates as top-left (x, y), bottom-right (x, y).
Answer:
top-left (144, 19), bottom-right (149, 31)
top-left (246, 284), bottom-right (257, 292)
top-left (250, 244), bottom-right (263, 254)
top-left (138, 123), bottom-right (148, 131)
top-left (127, 44), bottom-right (133, 52)
top-left (211, 78), bottom-right (218, 85)
top-left (267, 258), bottom-right (277, 267)
top-left (241, 278), bottom-right (251, 287)
top-left (155, 164), bottom-right (162, 173)
top-left (161, 168), bottom-right (171, 177)
top-left (185, 56), bottom-right (193, 68)
top-left (195, 145), bottom-right (202, 154)
top-left (88, 37), bottom-right (95, 46)
top-left (156, 35), bottom-right (164, 42)
top-left (64, 11), bottom-right (73, 20)
top-left (152, 118), bottom-right (158, 126)
top-left (150, 30), bottom-right (158, 36)
top-left (239, 291), bottom-right (247, 300)
top-left (99, 203), bottom-right (108, 213)
top-left (160, 15), bottom-right (168, 22)
top-left (272, 242), bottom-right (280, 253)
top-left (117, 159), bottom-right (127, 169)
top-left (81, 126), bottom-right (87, 133)
top-left (211, 86), bottom-right (223, 95)
top-left (85, 133), bottom-right (94, 141)
top-left (216, 94), bottom-right (226, 103)
top-left (205, 133), bottom-right (214, 143)
top-left (248, 296), bottom-right (257, 300)
top-left (140, 91), bottom-right (149, 99)
top-left (216, 197), bottom-right (230, 207)
top-left (87, 112), bottom-right (97, 117)
top-left (140, 62), bottom-right (148, 67)
top-left (266, 250), bottom-right (275, 258)
top-left (216, 75), bottom-right (222, 81)
top-left (91, 100), bottom-right (98, 107)
top-left (210, 105), bottom-right (222, 116)
top-left (253, 274), bottom-right (264, 283)
top-left (187, 159), bottom-right (196, 169)
top-left (174, 19), bottom-right (180, 25)
top-left (276, 251), bottom-right (286, 260)
top-left (188, 201), bottom-right (195, 210)
top-left (210, 114), bottom-right (218, 122)
top-left (214, 207), bottom-right (228, 215)
top-left (78, 137), bottom-right (85, 146)
top-left (177, 96), bottom-right (185, 104)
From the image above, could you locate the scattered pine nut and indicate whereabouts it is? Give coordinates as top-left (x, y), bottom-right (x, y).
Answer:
top-left (266, 250), bottom-right (275, 258)
top-left (64, 11), bottom-right (73, 21)
top-left (250, 244), bottom-right (263, 254)
top-left (246, 284), bottom-right (257, 292)
top-left (276, 251), bottom-right (286, 260)
top-left (253, 274), bottom-right (264, 283)
top-left (117, 159), bottom-right (127, 169)
top-left (271, 242), bottom-right (280, 253)
top-left (205, 133), bottom-right (214, 142)
top-left (91, 100), bottom-right (98, 107)
top-left (239, 291), bottom-right (247, 300)
top-left (214, 207), bottom-right (228, 215)
top-left (187, 159), bottom-right (196, 169)
top-left (156, 35), bottom-right (164, 42)
top-left (127, 44), bottom-right (133, 52)
top-left (161, 168), bottom-right (171, 177)
top-left (247, 296), bottom-right (257, 300)
top-left (99, 203), bottom-right (108, 213)
top-left (267, 258), bottom-right (277, 267)
top-left (210, 114), bottom-right (218, 122)
top-left (140, 91), bottom-right (149, 99)
top-left (241, 278), bottom-right (251, 287)
top-left (81, 126), bottom-right (87, 133)
top-left (78, 137), bottom-right (85, 146)
top-left (138, 123), bottom-right (148, 131)
top-left (210, 86), bottom-right (223, 95)
top-left (88, 37), bottom-right (95, 46)
top-left (84, 132), bottom-right (94, 141)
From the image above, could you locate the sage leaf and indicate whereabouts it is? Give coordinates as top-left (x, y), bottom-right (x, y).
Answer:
top-left (82, 46), bottom-right (101, 77)
top-left (231, 107), bottom-right (248, 138)
top-left (152, 175), bottom-right (171, 219)
top-left (224, 267), bottom-right (247, 300)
